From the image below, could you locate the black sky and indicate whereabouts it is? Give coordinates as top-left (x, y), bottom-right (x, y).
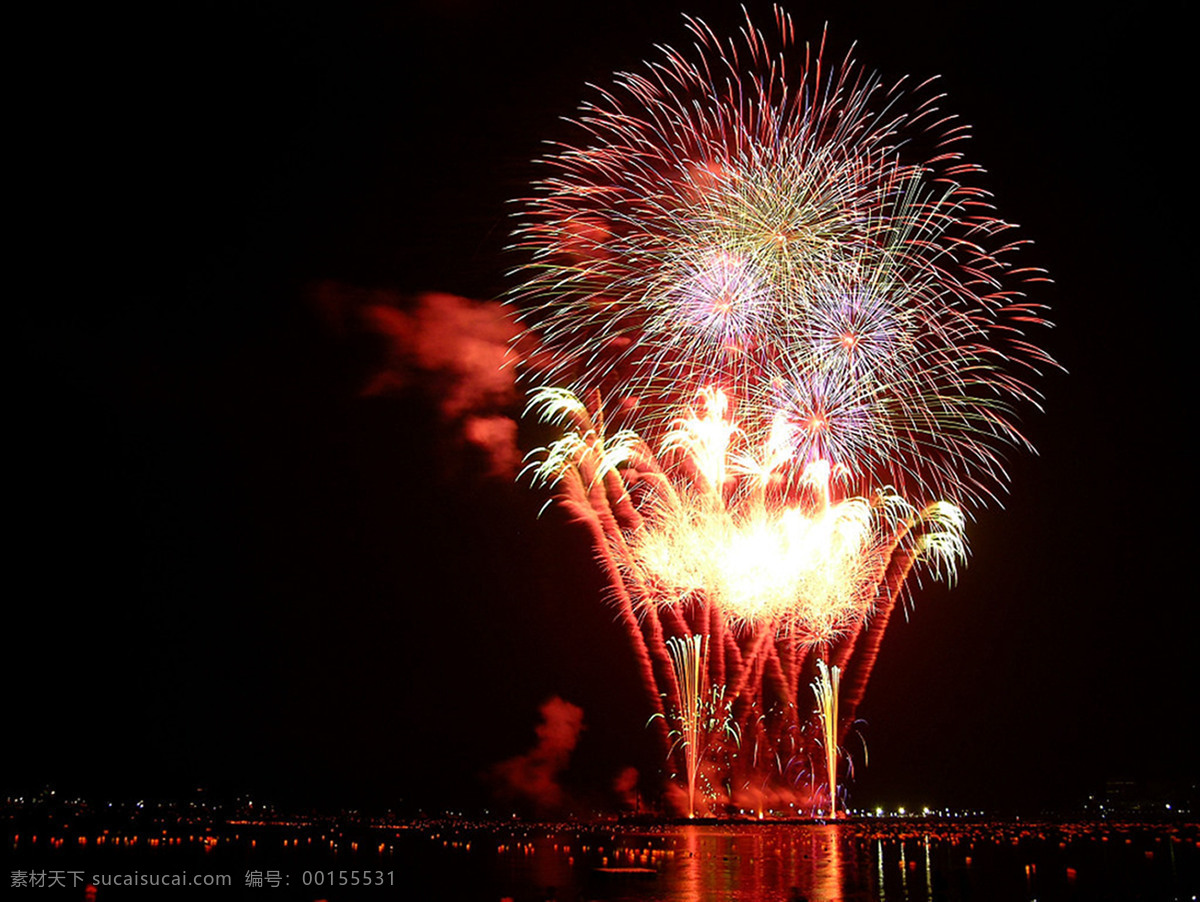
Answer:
top-left (12, 1), bottom-right (1192, 814)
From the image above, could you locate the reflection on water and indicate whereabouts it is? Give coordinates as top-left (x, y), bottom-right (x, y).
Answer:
top-left (670, 824), bottom-right (851, 901)
top-left (10, 817), bottom-right (1197, 900)
top-left (465, 820), bottom-right (1198, 902)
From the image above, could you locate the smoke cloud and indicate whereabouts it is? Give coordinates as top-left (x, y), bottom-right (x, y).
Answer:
top-left (312, 282), bottom-right (523, 477)
top-left (489, 696), bottom-right (585, 813)
top-left (612, 766), bottom-right (640, 812)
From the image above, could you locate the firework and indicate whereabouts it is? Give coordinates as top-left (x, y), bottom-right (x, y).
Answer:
top-left (669, 636), bottom-right (707, 818)
top-left (659, 635), bottom-right (737, 817)
top-left (514, 7), bottom-right (1050, 814)
top-left (526, 384), bottom-right (965, 810)
top-left (811, 660), bottom-right (841, 818)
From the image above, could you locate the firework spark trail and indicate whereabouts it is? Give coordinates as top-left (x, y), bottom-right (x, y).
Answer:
top-left (811, 659), bottom-right (841, 818)
top-left (514, 6), bottom-right (1051, 813)
top-left (835, 547), bottom-right (918, 738)
top-left (666, 635), bottom-right (706, 818)
top-left (527, 393), bottom-right (673, 748)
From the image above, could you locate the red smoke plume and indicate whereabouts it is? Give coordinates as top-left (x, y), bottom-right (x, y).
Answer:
top-left (612, 766), bottom-right (641, 812)
top-left (312, 282), bottom-right (524, 477)
top-left (489, 696), bottom-right (585, 813)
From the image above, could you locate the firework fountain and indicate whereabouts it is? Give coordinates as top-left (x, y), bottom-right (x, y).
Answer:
top-left (512, 8), bottom-right (1051, 815)
top-left (811, 659), bottom-right (841, 818)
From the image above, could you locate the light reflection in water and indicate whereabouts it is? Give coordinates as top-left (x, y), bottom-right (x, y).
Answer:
top-left (816, 825), bottom-right (845, 900)
top-left (662, 824), bottom-right (855, 901)
top-left (678, 823), bottom-right (701, 902)
top-left (443, 818), bottom-right (1197, 901)
top-left (16, 818), bottom-right (1197, 901)
top-left (924, 836), bottom-right (932, 899)
top-left (876, 837), bottom-right (886, 901)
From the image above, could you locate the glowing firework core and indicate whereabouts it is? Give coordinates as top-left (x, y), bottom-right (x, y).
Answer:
top-left (630, 390), bottom-right (902, 637)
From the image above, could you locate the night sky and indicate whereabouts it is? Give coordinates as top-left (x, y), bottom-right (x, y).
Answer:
top-left (13, 1), bottom-right (1192, 814)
